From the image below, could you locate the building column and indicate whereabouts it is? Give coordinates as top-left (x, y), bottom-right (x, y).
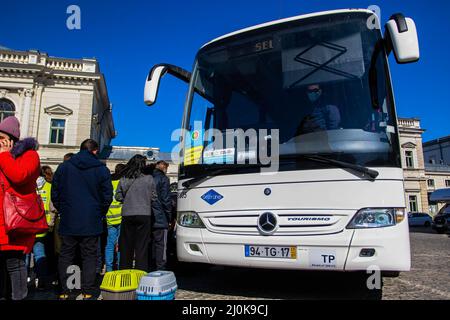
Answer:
top-left (419, 180), bottom-right (430, 213)
top-left (31, 85), bottom-right (44, 139)
top-left (20, 89), bottom-right (34, 138)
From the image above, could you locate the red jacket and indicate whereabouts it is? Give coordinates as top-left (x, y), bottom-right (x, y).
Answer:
top-left (0, 138), bottom-right (41, 254)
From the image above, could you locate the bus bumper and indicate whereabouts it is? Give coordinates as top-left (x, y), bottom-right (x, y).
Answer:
top-left (176, 220), bottom-right (411, 272)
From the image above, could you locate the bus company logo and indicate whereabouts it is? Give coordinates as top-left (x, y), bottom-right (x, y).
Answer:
top-left (201, 189), bottom-right (223, 205)
top-left (287, 217), bottom-right (332, 222)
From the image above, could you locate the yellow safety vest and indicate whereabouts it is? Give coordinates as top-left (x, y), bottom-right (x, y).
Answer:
top-left (36, 181), bottom-right (52, 238)
top-left (107, 180), bottom-right (122, 226)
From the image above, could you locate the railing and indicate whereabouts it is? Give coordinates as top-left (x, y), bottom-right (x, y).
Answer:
top-left (398, 118), bottom-right (421, 128)
top-left (0, 52), bottom-right (29, 64)
top-left (45, 59), bottom-right (84, 72)
top-left (0, 50), bottom-right (95, 73)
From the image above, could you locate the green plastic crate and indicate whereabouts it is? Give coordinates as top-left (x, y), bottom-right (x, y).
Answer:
top-left (100, 269), bottom-right (147, 300)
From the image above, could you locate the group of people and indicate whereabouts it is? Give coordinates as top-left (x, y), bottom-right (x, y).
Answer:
top-left (0, 116), bottom-right (173, 301)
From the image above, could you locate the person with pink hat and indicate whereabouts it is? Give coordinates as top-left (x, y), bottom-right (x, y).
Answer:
top-left (0, 116), bottom-right (41, 300)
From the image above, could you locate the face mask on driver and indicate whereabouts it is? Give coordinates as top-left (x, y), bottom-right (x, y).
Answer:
top-left (307, 91), bottom-right (321, 103)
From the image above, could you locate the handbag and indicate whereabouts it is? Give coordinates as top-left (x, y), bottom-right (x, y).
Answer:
top-left (1, 174), bottom-right (48, 235)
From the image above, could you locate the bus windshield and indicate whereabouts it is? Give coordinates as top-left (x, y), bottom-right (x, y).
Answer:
top-left (182, 12), bottom-right (401, 178)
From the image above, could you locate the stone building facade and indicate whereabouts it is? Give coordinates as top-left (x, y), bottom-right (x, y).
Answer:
top-left (423, 135), bottom-right (450, 166)
top-left (398, 118), bottom-right (429, 214)
top-left (398, 118), bottom-right (450, 215)
top-left (0, 48), bottom-right (116, 169)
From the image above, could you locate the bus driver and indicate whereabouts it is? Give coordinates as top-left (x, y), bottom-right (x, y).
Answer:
top-left (296, 84), bottom-right (341, 135)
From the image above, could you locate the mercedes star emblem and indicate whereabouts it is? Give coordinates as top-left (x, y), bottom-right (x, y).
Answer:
top-left (257, 212), bottom-right (278, 235)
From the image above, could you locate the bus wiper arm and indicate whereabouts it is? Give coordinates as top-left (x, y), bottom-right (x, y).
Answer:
top-left (182, 163), bottom-right (269, 189)
top-left (299, 155), bottom-right (379, 179)
top-left (306, 156), bottom-right (380, 179)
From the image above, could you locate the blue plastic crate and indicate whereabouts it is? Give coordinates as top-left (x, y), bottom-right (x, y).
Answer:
top-left (137, 291), bottom-right (176, 300)
top-left (136, 271), bottom-right (177, 301)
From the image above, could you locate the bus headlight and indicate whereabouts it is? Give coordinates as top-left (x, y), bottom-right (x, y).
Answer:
top-left (347, 208), bottom-right (405, 229)
top-left (177, 211), bottom-right (206, 228)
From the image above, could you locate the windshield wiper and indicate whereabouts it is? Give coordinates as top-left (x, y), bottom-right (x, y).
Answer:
top-left (182, 163), bottom-right (269, 189)
top-left (282, 154), bottom-right (379, 180)
top-left (182, 154), bottom-right (379, 189)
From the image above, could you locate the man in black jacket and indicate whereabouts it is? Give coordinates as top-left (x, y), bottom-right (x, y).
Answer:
top-left (52, 139), bottom-right (112, 300)
top-left (151, 160), bottom-right (172, 271)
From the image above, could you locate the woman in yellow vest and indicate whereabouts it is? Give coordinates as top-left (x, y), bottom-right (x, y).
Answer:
top-left (105, 164), bottom-right (125, 272)
top-left (30, 168), bottom-right (56, 288)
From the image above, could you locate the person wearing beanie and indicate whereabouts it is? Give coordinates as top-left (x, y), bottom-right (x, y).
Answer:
top-left (0, 116), bottom-right (21, 142)
top-left (0, 116), bottom-right (41, 300)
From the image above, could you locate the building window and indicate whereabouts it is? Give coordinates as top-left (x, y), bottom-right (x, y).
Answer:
top-left (409, 195), bottom-right (418, 212)
top-left (0, 99), bottom-right (15, 122)
top-left (50, 119), bottom-right (66, 144)
top-left (405, 151), bottom-right (414, 168)
top-left (446, 180), bottom-right (450, 187)
top-left (427, 179), bottom-right (435, 188)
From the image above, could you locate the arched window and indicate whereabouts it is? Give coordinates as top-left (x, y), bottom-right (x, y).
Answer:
top-left (0, 99), bottom-right (15, 122)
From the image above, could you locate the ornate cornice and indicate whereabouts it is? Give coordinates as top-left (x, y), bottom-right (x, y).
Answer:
top-left (401, 142), bottom-right (417, 149)
top-left (44, 104), bottom-right (73, 116)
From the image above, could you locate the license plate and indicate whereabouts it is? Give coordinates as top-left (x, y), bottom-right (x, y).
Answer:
top-left (244, 245), bottom-right (297, 259)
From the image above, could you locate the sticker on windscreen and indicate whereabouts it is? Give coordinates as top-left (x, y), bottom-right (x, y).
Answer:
top-left (184, 128), bottom-right (204, 166)
top-left (203, 148), bottom-right (235, 164)
top-left (184, 146), bottom-right (203, 166)
top-left (237, 150), bottom-right (257, 163)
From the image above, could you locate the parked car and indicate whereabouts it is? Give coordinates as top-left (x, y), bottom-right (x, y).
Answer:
top-left (432, 213), bottom-right (449, 233)
top-left (408, 212), bottom-right (433, 227)
top-left (430, 189), bottom-right (450, 234)
top-left (432, 204), bottom-right (450, 234)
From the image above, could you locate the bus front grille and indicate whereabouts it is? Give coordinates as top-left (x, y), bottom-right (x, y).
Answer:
top-left (203, 211), bottom-right (352, 236)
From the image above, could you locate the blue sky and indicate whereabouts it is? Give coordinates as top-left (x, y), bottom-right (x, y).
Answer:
top-left (1, 0), bottom-right (449, 151)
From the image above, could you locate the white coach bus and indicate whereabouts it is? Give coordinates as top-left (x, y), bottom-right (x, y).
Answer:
top-left (144, 9), bottom-right (420, 277)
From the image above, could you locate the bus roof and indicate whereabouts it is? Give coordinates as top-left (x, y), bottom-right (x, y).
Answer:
top-left (201, 8), bottom-right (376, 49)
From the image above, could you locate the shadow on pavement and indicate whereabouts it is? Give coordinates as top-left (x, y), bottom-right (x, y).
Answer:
top-left (26, 265), bottom-right (383, 300)
top-left (26, 275), bottom-right (103, 301)
top-left (409, 226), bottom-right (450, 235)
top-left (174, 264), bottom-right (382, 300)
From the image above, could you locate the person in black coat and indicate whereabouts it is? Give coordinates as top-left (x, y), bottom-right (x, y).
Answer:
top-left (51, 139), bottom-right (112, 300)
top-left (151, 160), bottom-right (172, 271)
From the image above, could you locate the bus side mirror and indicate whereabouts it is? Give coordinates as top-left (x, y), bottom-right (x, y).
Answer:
top-left (144, 65), bottom-right (167, 106)
top-left (144, 64), bottom-right (192, 106)
top-left (385, 13), bottom-right (420, 64)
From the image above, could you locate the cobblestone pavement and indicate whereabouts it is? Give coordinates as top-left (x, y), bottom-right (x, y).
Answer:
top-left (28, 227), bottom-right (450, 300)
top-left (383, 228), bottom-right (450, 300)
